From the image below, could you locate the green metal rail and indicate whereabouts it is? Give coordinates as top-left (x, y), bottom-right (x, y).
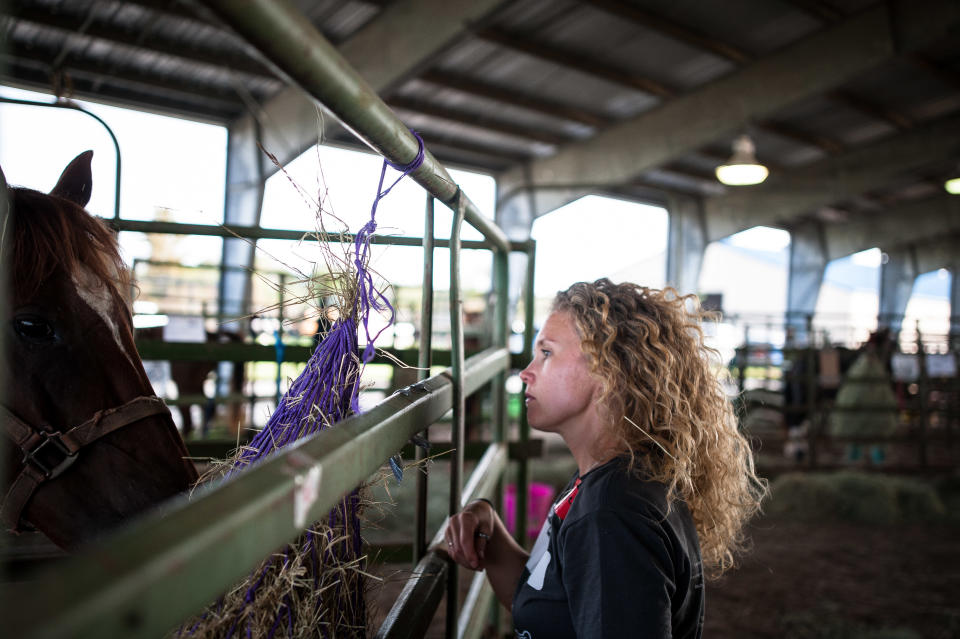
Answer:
top-left (2, 0), bottom-right (538, 636)
top-left (0, 0), bottom-right (533, 638)
top-left (111, 217), bottom-right (528, 252)
top-left (3, 348), bottom-right (509, 638)
top-left (201, 0), bottom-right (510, 254)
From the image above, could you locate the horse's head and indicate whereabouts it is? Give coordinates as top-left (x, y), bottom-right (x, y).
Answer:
top-left (2, 151), bottom-right (198, 549)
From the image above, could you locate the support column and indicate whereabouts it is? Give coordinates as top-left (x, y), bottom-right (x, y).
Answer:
top-left (496, 186), bottom-right (537, 317)
top-left (495, 167), bottom-right (589, 312)
top-left (665, 195), bottom-right (706, 296)
top-left (951, 262), bottom-right (960, 348)
top-left (878, 246), bottom-right (919, 336)
top-left (215, 114), bottom-right (267, 410)
top-left (786, 222), bottom-right (828, 345)
top-left (218, 116), bottom-right (266, 324)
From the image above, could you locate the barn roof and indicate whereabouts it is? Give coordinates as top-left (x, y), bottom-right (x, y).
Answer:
top-left (2, 0), bottom-right (959, 240)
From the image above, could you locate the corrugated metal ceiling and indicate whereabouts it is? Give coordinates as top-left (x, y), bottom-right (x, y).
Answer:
top-left (1, 0), bottom-right (958, 228)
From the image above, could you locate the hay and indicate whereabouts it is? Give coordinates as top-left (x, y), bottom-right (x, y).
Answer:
top-left (178, 138), bottom-right (424, 638)
top-left (766, 471), bottom-right (945, 525)
top-left (828, 352), bottom-right (898, 439)
top-left (179, 493), bottom-right (371, 639)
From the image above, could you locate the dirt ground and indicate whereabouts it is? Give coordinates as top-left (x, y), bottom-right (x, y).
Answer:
top-left (704, 517), bottom-right (960, 639)
top-left (368, 515), bottom-right (960, 638)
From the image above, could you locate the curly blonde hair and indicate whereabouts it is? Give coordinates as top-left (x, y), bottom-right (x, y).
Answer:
top-left (552, 278), bottom-right (767, 578)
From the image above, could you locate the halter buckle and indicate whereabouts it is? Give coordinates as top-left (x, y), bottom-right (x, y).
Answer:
top-left (23, 432), bottom-right (77, 480)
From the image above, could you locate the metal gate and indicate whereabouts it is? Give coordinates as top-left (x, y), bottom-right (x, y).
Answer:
top-left (1, 1), bottom-right (538, 636)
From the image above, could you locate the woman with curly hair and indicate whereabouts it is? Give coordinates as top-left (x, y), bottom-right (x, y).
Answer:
top-left (445, 278), bottom-right (766, 638)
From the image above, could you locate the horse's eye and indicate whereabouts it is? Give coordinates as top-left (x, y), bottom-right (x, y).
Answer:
top-left (14, 316), bottom-right (57, 342)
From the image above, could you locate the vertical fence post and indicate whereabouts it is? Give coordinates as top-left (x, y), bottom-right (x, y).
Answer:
top-left (446, 194), bottom-right (467, 639)
top-left (916, 321), bottom-right (929, 469)
top-left (737, 324), bottom-right (749, 396)
top-left (517, 241), bottom-right (536, 546)
top-left (804, 315), bottom-right (818, 469)
top-left (0, 166), bottom-right (10, 568)
top-left (492, 251), bottom-right (509, 451)
top-left (414, 195), bottom-right (435, 564)
top-left (486, 238), bottom-right (510, 634)
top-left (275, 272), bottom-right (287, 405)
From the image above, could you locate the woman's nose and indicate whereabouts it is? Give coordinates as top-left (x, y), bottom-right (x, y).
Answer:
top-left (519, 365), bottom-right (532, 384)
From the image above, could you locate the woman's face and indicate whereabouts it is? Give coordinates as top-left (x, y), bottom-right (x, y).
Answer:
top-left (519, 310), bottom-right (600, 434)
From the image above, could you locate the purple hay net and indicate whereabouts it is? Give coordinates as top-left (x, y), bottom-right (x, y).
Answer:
top-left (236, 133), bottom-right (424, 466)
top-left (193, 133), bottom-right (424, 639)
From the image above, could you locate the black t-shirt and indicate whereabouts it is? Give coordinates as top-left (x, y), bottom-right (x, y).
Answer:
top-left (511, 458), bottom-right (704, 638)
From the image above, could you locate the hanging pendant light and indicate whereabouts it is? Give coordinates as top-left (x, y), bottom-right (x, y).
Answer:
top-left (715, 134), bottom-right (769, 186)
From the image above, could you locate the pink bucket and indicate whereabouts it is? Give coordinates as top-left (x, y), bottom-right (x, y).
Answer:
top-left (504, 482), bottom-right (556, 538)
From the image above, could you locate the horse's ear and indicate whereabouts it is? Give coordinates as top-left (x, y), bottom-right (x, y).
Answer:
top-left (51, 150), bottom-right (94, 208)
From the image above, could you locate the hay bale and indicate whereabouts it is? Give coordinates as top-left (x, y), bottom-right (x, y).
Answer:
top-left (829, 352), bottom-right (898, 439)
top-left (766, 472), bottom-right (944, 525)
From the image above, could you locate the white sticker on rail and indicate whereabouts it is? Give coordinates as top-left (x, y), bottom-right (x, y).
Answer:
top-left (294, 464), bottom-right (322, 529)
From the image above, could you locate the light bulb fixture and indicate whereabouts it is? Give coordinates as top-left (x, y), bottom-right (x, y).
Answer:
top-left (715, 134), bottom-right (769, 186)
top-left (945, 177), bottom-right (960, 194)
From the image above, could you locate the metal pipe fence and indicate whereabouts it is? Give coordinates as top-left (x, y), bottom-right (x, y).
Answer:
top-left (1, 0), bottom-right (537, 636)
top-left (737, 322), bottom-right (960, 474)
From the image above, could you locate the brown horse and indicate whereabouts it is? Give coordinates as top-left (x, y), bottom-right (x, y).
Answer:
top-left (2, 151), bottom-right (198, 549)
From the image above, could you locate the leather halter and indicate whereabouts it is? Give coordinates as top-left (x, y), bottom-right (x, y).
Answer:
top-left (0, 395), bottom-right (172, 532)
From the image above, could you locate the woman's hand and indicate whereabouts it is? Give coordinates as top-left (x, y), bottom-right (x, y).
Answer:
top-left (445, 499), bottom-right (494, 571)
top-left (441, 498), bottom-right (530, 610)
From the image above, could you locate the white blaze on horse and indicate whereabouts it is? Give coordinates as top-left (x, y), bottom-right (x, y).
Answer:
top-left (2, 151), bottom-right (198, 549)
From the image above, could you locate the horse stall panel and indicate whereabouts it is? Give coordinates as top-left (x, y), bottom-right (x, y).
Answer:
top-left (735, 322), bottom-right (960, 475)
top-left (0, 2), bottom-right (524, 637)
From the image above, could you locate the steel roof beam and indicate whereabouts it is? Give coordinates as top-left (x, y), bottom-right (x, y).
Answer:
top-left (472, 25), bottom-right (677, 98)
top-left (780, 0), bottom-right (846, 23)
top-left (824, 195), bottom-right (960, 261)
top-left (704, 115), bottom-right (960, 240)
top-left (2, 42), bottom-right (250, 110)
top-left (387, 96), bottom-right (572, 146)
top-left (755, 118), bottom-right (845, 154)
top-left (827, 89), bottom-right (914, 130)
top-left (0, 56), bottom-right (241, 121)
top-left (911, 234), bottom-right (960, 274)
top-left (496, 0), bottom-right (960, 217)
top-left (584, 0), bottom-right (914, 136)
top-left (235, 0), bottom-right (508, 178)
top-left (7, 4), bottom-right (276, 79)
top-left (909, 53), bottom-right (960, 92)
top-left (419, 69), bottom-right (610, 128)
top-left (579, 0), bottom-right (752, 63)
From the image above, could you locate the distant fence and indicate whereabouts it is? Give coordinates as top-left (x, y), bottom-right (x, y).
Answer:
top-left (731, 321), bottom-right (959, 475)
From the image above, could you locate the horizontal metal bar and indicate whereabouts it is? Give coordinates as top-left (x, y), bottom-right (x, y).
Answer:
top-left (376, 442), bottom-right (507, 638)
top-left (136, 339), bottom-right (529, 370)
top-left (458, 571), bottom-right (496, 639)
top-left (461, 349), bottom-right (510, 398)
top-left (108, 218), bottom-right (531, 252)
top-left (374, 443), bottom-right (508, 639)
top-left (372, 551), bottom-right (449, 639)
top-left (4, 347), bottom-right (509, 639)
top-left (460, 443), bottom-right (509, 511)
top-left (187, 438), bottom-right (544, 465)
top-left (199, 0), bottom-right (511, 254)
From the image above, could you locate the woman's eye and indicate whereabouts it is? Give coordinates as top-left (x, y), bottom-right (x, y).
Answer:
top-left (541, 349), bottom-right (551, 358)
top-left (14, 316), bottom-right (57, 342)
